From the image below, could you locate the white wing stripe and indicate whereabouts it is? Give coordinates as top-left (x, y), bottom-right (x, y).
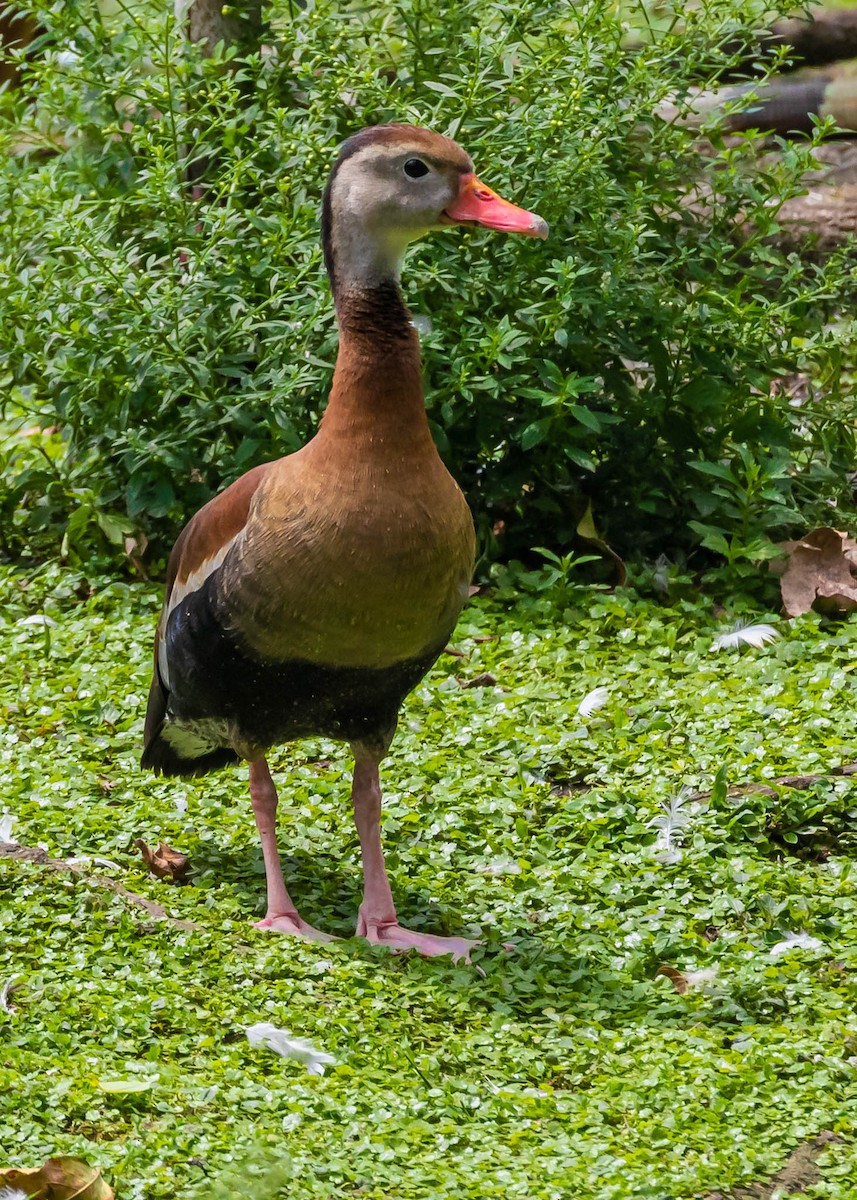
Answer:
top-left (157, 531), bottom-right (241, 690)
top-left (166, 536), bottom-right (237, 617)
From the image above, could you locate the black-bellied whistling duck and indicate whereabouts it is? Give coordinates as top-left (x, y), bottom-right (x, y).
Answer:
top-left (142, 124), bottom-right (548, 957)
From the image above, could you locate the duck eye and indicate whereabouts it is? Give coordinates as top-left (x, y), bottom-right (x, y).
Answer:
top-left (403, 158), bottom-right (429, 179)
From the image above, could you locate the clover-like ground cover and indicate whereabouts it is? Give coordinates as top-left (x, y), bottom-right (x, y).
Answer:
top-left (1, 565), bottom-right (856, 1199)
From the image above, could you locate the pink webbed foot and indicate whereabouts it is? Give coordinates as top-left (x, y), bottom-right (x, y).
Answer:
top-left (357, 910), bottom-right (478, 962)
top-left (255, 911), bottom-right (336, 942)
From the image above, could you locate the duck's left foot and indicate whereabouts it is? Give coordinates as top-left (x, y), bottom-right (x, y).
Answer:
top-left (357, 912), bottom-right (477, 961)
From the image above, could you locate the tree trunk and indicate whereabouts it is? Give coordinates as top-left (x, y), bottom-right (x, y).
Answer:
top-left (0, 8), bottom-right (40, 91)
top-left (179, 1), bottom-right (266, 189)
top-left (183, 0), bottom-right (264, 57)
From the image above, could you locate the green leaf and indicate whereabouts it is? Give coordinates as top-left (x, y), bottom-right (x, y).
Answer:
top-left (96, 1079), bottom-right (156, 1094)
top-left (521, 419), bottom-right (551, 450)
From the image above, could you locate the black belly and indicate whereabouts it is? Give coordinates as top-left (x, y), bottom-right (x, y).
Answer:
top-left (159, 573), bottom-right (447, 760)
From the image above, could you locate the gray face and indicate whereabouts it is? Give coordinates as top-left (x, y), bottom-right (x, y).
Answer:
top-left (329, 144), bottom-right (472, 287)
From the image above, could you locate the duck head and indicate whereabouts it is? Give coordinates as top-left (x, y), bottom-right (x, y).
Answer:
top-left (322, 124), bottom-right (548, 291)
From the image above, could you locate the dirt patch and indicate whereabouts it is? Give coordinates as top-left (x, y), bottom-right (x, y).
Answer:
top-left (705, 1131), bottom-right (843, 1199)
top-left (549, 781), bottom-right (592, 799)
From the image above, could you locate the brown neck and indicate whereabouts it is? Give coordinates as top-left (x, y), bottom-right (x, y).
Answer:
top-left (315, 280), bottom-right (434, 455)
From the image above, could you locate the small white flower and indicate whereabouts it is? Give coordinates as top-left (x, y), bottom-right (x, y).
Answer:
top-left (0, 1187), bottom-right (29, 1200)
top-left (769, 931), bottom-right (825, 957)
top-left (16, 613), bottom-right (57, 628)
top-left (245, 1022), bottom-right (335, 1076)
top-left (173, 794), bottom-right (188, 815)
top-left (577, 686), bottom-right (610, 718)
top-left (712, 620), bottom-right (779, 651)
top-left (0, 813), bottom-right (16, 844)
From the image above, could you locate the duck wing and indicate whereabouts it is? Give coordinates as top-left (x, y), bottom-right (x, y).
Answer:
top-left (141, 462), bottom-right (270, 777)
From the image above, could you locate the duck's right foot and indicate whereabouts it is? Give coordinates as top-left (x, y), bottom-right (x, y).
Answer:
top-left (255, 912), bottom-right (336, 942)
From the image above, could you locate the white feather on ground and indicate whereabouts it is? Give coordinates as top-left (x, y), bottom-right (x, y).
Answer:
top-left (712, 620), bottom-right (779, 651)
top-left (66, 856), bottom-right (123, 871)
top-left (577, 686), bottom-right (610, 718)
top-left (648, 788), bottom-right (694, 864)
top-left (769, 931), bottom-right (825, 957)
top-left (16, 613), bottom-right (57, 628)
top-left (1, 977), bottom-right (20, 1014)
top-left (245, 1022), bottom-right (335, 1076)
top-left (683, 967), bottom-right (720, 989)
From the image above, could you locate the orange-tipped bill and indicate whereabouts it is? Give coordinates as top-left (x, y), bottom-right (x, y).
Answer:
top-left (443, 173), bottom-right (548, 238)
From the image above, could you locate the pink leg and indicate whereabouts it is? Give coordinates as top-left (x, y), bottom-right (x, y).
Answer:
top-left (351, 750), bottom-right (477, 962)
top-left (249, 757), bottom-right (333, 942)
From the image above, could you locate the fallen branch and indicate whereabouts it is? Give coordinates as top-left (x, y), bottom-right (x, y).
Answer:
top-left (0, 842), bottom-right (200, 931)
top-left (690, 764), bottom-right (857, 803)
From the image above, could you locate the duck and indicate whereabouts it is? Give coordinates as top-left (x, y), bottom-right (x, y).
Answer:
top-left (141, 123), bottom-right (548, 957)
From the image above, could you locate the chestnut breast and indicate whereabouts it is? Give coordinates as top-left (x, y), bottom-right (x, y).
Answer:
top-left (216, 443), bottom-right (475, 669)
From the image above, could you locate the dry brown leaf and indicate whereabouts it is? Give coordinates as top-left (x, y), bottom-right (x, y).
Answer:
top-left (779, 527), bottom-right (857, 617)
top-left (135, 838), bottom-right (191, 883)
top-left (656, 964), bottom-right (688, 994)
top-left (0, 1156), bottom-right (114, 1199)
top-left (123, 531), bottom-right (149, 578)
top-left (576, 502), bottom-right (626, 587)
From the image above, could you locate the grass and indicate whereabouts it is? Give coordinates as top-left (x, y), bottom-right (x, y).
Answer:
top-left (2, 563), bottom-right (857, 1198)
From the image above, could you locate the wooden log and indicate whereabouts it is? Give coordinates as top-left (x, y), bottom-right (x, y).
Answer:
top-left (719, 6), bottom-right (857, 73)
top-left (723, 73), bottom-right (857, 135)
top-left (662, 69), bottom-right (857, 136)
top-left (776, 182), bottom-right (857, 253)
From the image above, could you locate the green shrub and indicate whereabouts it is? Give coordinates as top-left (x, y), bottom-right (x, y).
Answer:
top-left (0, 0), bottom-right (854, 570)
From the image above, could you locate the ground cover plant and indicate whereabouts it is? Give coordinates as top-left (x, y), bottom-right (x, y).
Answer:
top-left (1, 0), bottom-right (855, 568)
top-left (2, 563), bottom-right (857, 1197)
